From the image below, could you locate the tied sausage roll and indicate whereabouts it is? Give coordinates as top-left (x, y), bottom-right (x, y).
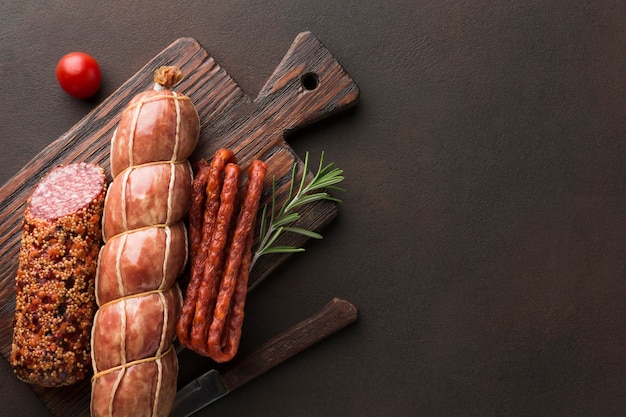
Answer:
top-left (90, 66), bottom-right (199, 417)
top-left (95, 223), bottom-right (188, 305)
top-left (110, 65), bottom-right (200, 177)
top-left (102, 160), bottom-right (193, 240)
top-left (10, 163), bottom-right (107, 387)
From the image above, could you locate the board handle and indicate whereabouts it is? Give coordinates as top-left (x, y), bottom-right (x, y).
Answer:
top-left (219, 297), bottom-right (358, 392)
top-left (255, 31), bottom-right (360, 133)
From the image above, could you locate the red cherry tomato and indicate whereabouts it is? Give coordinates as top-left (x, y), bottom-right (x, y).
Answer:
top-left (55, 52), bottom-right (102, 99)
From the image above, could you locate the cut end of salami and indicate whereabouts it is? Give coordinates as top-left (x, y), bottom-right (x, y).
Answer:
top-left (28, 163), bottom-right (107, 219)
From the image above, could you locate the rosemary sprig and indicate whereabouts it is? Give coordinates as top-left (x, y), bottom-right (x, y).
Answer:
top-left (250, 151), bottom-right (344, 269)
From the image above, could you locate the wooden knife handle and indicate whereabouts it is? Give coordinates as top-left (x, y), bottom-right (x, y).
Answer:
top-left (220, 297), bottom-right (358, 392)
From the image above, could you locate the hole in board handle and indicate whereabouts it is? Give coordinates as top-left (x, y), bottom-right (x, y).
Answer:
top-left (301, 73), bottom-right (319, 91)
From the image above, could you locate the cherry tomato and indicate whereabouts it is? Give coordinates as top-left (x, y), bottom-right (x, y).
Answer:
top-left (55, 52), bottom-right (102, 99)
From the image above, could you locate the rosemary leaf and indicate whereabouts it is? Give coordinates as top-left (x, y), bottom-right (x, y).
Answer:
top-left (258, 204), bottom-right (269, 242)
top-left (264, 226), bottom-right (285, 249)
top-left (312, 175), bottom-right (344, 189)
top-left (260, 246), bottom-right (306, 255)
top-left (250, 151), bottom-right (344, 269)
top-left (282, 226), bottom-right (323, 239)
top-left (288, 192), bottom-right (332, 209)
top-left (272, 212), bottom-right (301, 228)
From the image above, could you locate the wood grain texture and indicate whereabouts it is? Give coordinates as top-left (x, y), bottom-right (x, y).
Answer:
top-left (0, 32), bottom-right (358, 417)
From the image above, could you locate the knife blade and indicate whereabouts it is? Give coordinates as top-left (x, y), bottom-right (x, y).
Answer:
top-left (170, 297), bottom-right (358, 417)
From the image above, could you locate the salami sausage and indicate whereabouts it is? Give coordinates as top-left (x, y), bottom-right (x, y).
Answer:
top-left (177, 149), bottom-right (237, 350)
top-left (91, 285), bottom-right (182, 372)
top-left (91, 66), bottom-right (199, 417)
top-left (110, 68), bottom-right (200, 177)
top-left (190, 163), bottom-right (241, 353)
top-left (10, 163), bottom-right (107, 387)
top-left (207, 159), bottom-right (266, 362)
top-left (95, 222), bottom-right (188, 305)
top-left (188, 160), bottom-right (210, 262)
top-left (90, 347), bottom-right (178, 417)
top-left (176, 154), bottom-right (266, 363)
top-left (102, 160), bottom-right (192, 241)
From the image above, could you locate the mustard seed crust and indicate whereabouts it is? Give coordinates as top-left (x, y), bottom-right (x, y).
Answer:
top-left (10, 164), bottom-right (106, 387)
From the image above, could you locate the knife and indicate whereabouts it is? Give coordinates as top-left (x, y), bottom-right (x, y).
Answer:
top-left (170, 297), bottom-right (358, 417)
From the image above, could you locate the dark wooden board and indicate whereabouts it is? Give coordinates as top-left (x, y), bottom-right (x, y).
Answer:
top-left (0, 33), bottom-right (358, 417)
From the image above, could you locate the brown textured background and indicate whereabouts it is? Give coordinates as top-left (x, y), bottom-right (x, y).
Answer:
top-left (1, 1), bottom-right (625, 416)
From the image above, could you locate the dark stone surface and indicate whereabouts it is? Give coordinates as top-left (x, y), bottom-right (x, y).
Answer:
top-left (1, 1), bottom-right (625, 416)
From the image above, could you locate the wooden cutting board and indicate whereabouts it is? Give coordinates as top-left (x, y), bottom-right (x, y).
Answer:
top-left (0, 32), bottom-right (358, 417)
